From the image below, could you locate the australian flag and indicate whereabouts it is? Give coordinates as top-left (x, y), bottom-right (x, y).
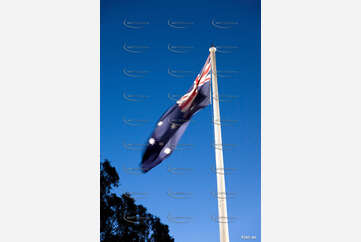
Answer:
top-left (141, 55), bottom-right (212, 172)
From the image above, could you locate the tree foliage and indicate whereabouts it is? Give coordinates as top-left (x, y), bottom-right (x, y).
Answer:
top-left (100, 160), bottom-right (174, 242)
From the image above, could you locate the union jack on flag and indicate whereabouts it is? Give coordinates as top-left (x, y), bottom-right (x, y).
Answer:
top-left (176, 55), bottom-right (211, 112)
top-left (141, 54), bottom-right (212, 173)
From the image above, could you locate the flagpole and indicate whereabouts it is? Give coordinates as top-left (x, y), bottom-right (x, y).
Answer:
top-left (209, 46), bottom-right (230, 242)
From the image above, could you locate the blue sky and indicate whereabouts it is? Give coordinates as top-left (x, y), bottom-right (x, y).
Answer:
top-left (101, 0), bottom-right (260, 241)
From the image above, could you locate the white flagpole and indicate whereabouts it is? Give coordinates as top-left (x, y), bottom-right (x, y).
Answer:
top-left (209, 46), bottom-right (230, 242)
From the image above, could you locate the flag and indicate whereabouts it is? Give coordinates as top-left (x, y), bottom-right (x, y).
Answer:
top-left (141, 55), bottom-right (212, 172)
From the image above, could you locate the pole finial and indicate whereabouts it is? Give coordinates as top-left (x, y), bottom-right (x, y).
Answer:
top-left (209, 44), bottom-right (217, 52)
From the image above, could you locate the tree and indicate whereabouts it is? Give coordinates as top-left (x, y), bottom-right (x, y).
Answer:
top-left (100, 160), bottom-right (174, 242)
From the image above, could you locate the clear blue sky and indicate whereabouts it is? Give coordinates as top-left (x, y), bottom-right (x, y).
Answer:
top-left (101, 0), bottom-right (260, 241)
